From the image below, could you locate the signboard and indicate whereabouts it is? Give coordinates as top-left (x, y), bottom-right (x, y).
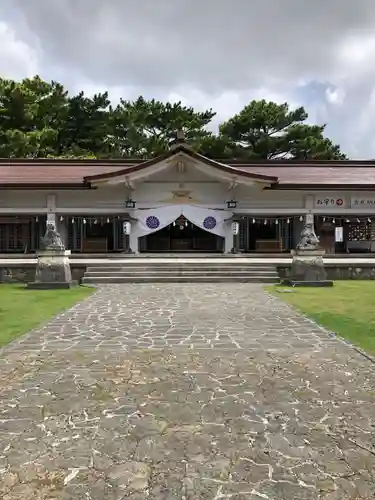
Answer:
top-left (351, 196), bottom-right (375, 208)
top-left (335, 227), bottom-right (344, 242)
top-left (314, 196), bottom-right (346, 208)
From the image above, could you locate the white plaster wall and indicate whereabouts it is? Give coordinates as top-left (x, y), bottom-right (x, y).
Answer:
top-left (1, 183), bottom-right (373, 214)
top-left (0, 185), bottom-right (305, 211)
top-left (235, 186), bottom-right (305, 209)
top-left (134, 181), bottom-right (227, 206)
top-left (53, 187), bottom-right (375, 212)
top-left (53, 183), bottom-right (227, 210)
top-left (55, 186), bottom-right (127, 209)
top-left (0, 190), bottom-right (48, 209)
top-left (132, 166), bottom-right (228, 206)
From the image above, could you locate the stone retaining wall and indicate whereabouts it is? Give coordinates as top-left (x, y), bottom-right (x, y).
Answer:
top-left (277, 264), bottom-right (375, 280)
top-left (0, 265), bottom-right (86, 284)
top-left (2, 264), bottom-right (375, 283)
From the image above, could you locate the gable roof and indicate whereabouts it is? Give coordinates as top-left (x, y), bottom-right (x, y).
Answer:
top-left (83, 145), bottom-right (279, 184)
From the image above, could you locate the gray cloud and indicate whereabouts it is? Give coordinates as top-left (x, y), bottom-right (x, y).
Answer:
top-left (2, 0), bottom-right (375, 157)
top-left (8, 0), bottom-right (375, 90)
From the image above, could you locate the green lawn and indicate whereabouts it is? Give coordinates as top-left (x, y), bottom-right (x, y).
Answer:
top-left (0, 284), bottom-right (94, 347)
top-left (267, 281), bottom-right (375, 356)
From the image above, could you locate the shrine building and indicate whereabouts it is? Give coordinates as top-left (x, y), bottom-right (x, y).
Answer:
top-left (1, 137), bottom-right (375, 256)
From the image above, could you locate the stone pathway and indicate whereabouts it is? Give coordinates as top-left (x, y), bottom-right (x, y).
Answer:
top-left (0, 284), bottom-right (374, 500)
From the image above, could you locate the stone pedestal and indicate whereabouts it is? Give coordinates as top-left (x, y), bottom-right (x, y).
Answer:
top-left (283, 249), bottom-right (333, 287)
top-left (27, 223), bottom-right (76, 289)
top-left (27, 250), bottom-right (75, 289)
top-left (282, 214), bottom-right (333, 287)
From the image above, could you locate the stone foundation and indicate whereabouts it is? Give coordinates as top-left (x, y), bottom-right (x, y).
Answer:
top-left (277, 264), bottom-right (375, 280)
top-left (0, 265), bottom-right (86, 284)
top-left (2, 263), bottom-right (375, 283)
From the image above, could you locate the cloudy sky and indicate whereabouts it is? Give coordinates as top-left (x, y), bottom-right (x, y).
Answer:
top-left (1, 0), bottom-right (375, 158)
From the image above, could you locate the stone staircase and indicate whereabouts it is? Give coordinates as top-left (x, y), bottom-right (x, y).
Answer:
top-left (81, 259), bottom-right (280, 284)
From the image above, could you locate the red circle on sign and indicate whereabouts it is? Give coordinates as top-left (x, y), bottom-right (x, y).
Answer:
top-left (336, 199), bottom-right (343, 206)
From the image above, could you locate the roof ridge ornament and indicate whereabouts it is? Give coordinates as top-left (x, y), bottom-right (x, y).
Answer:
top-left (170, 129), bottom-right (191, 150)
top-left (176, 129), bottom-right (185, 142)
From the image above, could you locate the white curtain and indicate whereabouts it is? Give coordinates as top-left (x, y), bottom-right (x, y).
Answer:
top-left (133, 205), bottom-right (183, 238)
top-left (132, 205), bottom-right (232, 238)
top-left (182, 205), bottom-right (231, 237)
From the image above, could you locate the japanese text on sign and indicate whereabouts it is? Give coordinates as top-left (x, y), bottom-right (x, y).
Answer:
top-left (315, 197), bottom-right (345, 207)
top-left (351, 198), bottom-right (375, 207)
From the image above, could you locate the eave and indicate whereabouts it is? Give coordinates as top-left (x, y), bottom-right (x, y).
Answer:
top-left (267, 184), bottom-right (375, 191)
top-left (0, 183), bottom-right (92, 190)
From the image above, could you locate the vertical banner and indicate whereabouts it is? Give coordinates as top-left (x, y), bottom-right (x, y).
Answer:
top-left (231, 222), bottom-right (239, 235)
top-left (335, 227), bottom-right (343, 242)
top-left (123, 221), bottom-right (131, 235)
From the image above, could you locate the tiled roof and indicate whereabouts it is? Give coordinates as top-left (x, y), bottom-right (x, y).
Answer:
top-left (0, 161), bottom-right (137, 186)
top-left (227, 164), bottom-right (375, 185)
top-left (0, 156), bottom-right (375, 187)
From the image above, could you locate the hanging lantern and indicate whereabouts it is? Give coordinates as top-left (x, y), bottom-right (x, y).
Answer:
top-left (368, 217), bottom-right (372, 223)
top-left (252, 218), bottom-right (256, 224)
top-left (106, 217), bottom-right (110, 223)
top-left (125, 198), bottom-right (136, 209)
top-left (226, 200), bottom-right (237, 209)
top-left (123, 221), bottom-right (131, 235)
top-left (83, 218), bottom-right (87, 224)
top-left (332, 218), bottom-right (336, 224)
top-left (323, 217), bottom-right (326, 222)
top-left (177, 215), bottom-right (185, 230)
top-left (231, 222), bottom-right (239, 235)
top-left (35, 216), bottom-right (39, 222)
top-left (60, 216), bottom-right (64, 222)
top-left (299, 216), bottom-right (303, 222)
top-left (275, 219), bottom-right (279, 225)
top-left (264, 219), bottom-right (267, 225)
top-left (287, 218), bottom-right (290, 224)
top-left (94, 219), bottom-right (98, 224)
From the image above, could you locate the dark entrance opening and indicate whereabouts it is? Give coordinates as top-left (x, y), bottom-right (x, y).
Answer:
top-left (142, 215), bottom-right (222, 252)
top-left (82, 220), bottom-right (114, 252)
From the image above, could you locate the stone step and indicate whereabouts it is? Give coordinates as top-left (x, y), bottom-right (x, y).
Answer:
top-left (84, 274), bottom-right (279, 281)
top-left (83, 259), bottom-right (280, 284)
top-left (85, 265), bottom-right (278, 272)
top-left (85, 270), bottom-right (278, 277)
top-left (82, 275), bottom-right (280, 284)
top-left (72, 253), bottom-right (242, 259)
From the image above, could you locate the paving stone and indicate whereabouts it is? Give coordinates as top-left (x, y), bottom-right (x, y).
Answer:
top-left (0, 283), bottom-right (374, 499)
